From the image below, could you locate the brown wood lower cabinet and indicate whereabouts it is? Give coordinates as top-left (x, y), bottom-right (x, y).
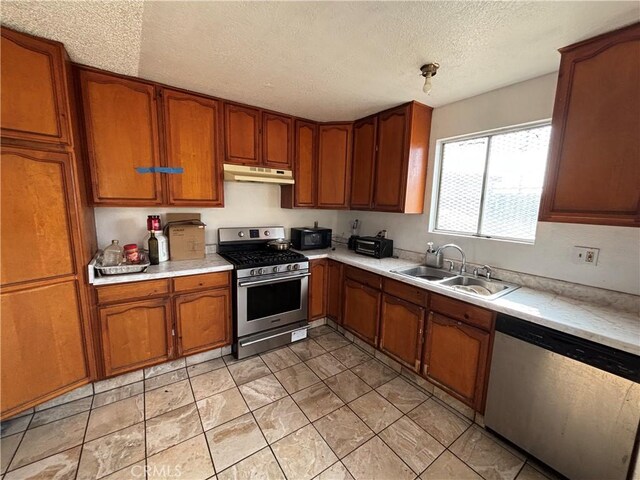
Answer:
top-left (95, 272), bottom-right (231, 377)
top-left (99, 298), bottom-right (173, 376)
top-left (309, 259), bottom-right (328, 320)
top-left (175, 290), bottom-right (231, 356)
top-left (326, 260), bottom-right (344, 323)
top-left (1, 281), bottom-right (90, 415)
top-left (379, 294), bottom-right (425, 371)
top-left (342, 278), bottom-right (381, 345)
top-left (422, 312), bottom-right (491, 410)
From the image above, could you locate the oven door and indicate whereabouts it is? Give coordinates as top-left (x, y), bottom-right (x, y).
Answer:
top-left (237, 272), bottom-right (309, 337)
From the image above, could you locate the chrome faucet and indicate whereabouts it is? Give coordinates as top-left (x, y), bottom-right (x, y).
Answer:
top-left (435, 244), bottom-right (466, 275)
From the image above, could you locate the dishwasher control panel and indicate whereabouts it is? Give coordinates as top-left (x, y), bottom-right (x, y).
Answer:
top-left (496, 314), bottom-right (640, 382)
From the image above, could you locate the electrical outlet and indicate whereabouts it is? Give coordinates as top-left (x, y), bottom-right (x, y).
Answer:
top-left (572, 246), bottom-right (599, 266)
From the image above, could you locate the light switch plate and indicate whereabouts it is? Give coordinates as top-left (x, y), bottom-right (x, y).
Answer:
top-left (572, 246), bottom-right (599, 266)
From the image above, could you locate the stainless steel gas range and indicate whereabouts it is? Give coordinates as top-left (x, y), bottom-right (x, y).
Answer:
top-left (218, 226), bottom-right (310, 359)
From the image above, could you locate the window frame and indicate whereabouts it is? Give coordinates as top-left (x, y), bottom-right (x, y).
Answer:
top-left (430, 120), bottom-right (552, 244)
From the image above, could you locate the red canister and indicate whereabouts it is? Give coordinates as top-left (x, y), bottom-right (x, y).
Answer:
top-left (124, 244), bottom-right (140, 264)
top-left (147, 215), bottom-right (161, 232)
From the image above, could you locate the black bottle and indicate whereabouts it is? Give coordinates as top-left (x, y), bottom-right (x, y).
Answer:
top-left (148, 231), bottom-right (160, 265)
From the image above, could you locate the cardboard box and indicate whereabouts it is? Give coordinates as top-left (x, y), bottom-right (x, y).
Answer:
top-left (164, 213), bottom-right (206, 261)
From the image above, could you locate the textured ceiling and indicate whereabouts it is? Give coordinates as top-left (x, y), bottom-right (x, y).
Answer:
top-left (2, 1), bottom-right (639, 120)
top-left (1, 0), bottom-right (144, 75)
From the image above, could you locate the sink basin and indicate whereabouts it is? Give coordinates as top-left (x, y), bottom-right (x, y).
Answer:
top-left (391, 265), bottom-right (519, 300)
top-left (439, 276), bottom-right (519, 300)
top-left (392, 266), bottom-right (458, 282)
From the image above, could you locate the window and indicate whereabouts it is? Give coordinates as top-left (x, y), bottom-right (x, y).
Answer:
top-left (433, 123), bottom-right (551, 242)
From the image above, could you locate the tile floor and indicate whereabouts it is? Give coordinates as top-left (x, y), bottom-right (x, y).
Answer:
top-left (0, 324), bottom-right (557, 480)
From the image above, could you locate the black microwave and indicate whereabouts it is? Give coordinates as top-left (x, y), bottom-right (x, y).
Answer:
top-left (291, 227), bottom-right (332, 250)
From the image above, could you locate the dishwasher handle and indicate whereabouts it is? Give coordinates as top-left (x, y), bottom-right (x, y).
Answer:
top-left (495, 314), bottom-right (640, 383)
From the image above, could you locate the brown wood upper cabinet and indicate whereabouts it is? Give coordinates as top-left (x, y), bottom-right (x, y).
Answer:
top-left (224, 103), bottom-right (293, 169)
top-left (1, 27), bottom-right (71, 146)
top-left (309, 259), bottom-right (328, 321)
top-left (281, 120), bottom-right (317, 208)
top-left (350, 116), bottom-right (377, 209)
top-left (78, 69), bottom-right (163, 205)
top-left (350, 102), bottom-right (433, 213)
top-left (539, 23), bottom-right (640, 227)
top-left (317, 123), bottom-right (353, 209)
top-left (161, 88), bottom-right (224, 206)
top-left (78, 68), bottom-right (226, 206)
top-left (224, 103), bottom-right (261, 165)
top-left (262, 112), bottom-right (293, 169)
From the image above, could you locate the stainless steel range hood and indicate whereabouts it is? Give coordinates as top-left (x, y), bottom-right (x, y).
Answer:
top-left (223, 164), bottom-right (294, 185)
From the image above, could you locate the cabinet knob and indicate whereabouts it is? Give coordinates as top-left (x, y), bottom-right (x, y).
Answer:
top-left (457, 321), bottom-right (462, 326)
top-left (463, 313), bottom-right (469, 319)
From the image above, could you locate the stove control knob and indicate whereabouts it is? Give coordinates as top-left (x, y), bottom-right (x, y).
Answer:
top-left (250, 269), bottom-right (256, 276)
top-left (287, 264), bottom-right (294, 271)
top-left (238, 231), bottom-right (245, 237)
top-left (264, 230), bottom-right (271, 236)
top-left (258, 268), bottom-right (265, 275)
top-left (293, 264), bottom-right (300, 271)
top-left (272, 266), bottom-right (279, 273)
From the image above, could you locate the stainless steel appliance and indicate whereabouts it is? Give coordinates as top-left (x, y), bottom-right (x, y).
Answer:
top-left (290, 226), bottom-right (332, 250)
top-left (354, 236), bottom-right (393, 258)
top-left (485, 314), bottom-right (640, 480)
top-left (218, 227), bottom-right (310, 359)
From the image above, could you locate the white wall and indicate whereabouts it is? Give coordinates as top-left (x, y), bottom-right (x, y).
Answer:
top-left (337, 73), bottom-right (640, 295)
top-left (94, 181), bottom-right (337, 248)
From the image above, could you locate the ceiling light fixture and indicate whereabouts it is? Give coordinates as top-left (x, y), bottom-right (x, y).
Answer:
top-left (420, 63), bottom-right (440, 94)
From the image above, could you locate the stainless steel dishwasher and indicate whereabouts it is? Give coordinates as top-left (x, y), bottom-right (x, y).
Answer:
top-left (485, 314), bottom-right (640, 480)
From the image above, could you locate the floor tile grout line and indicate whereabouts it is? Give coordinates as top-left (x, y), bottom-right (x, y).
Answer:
top-left (4, 406), bottom-right (35, 474)
top-left (71, 392), bottom-right (95, 480)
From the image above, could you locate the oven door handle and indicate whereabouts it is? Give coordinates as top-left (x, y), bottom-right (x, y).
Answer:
top-left (238, 272), bottom-right (311, 287)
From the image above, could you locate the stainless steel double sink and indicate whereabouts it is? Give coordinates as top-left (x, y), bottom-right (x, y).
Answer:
top-left (391, 265), bottom-right (519, 300)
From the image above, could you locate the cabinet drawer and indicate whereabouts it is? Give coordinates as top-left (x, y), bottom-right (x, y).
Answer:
top-left (345, 266), bottom-right (381, 290)
top-left (383, 278), bottom-right (427, 306)
top-left (173, 272), bottom-right (230, 293)
top-left (430, 294), bottom-right (494, 331)
top-left (96, 279), bottom-right (170, 304)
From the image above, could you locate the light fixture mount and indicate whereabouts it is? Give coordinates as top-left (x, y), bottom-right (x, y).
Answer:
top-left (420, 63), bottom-right (440, 78)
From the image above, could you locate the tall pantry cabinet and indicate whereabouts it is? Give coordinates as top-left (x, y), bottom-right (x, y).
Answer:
top-left (0, 27), bottom-right (97, 419)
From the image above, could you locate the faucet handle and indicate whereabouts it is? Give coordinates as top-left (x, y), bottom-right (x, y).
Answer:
top-left (475, 265), bottom-right (493, 280)
top-left (445, 260), bottom-right (455, 272)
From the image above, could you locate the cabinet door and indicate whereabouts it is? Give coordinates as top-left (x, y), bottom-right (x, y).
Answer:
top-left (326, 260), bottom-right (344, 323)
top-left (282, 120), bottom-right (317, 208)
top-left (540, 24), bottom-right (640, 227)
top-left (317, 124), bottom-right (352, 209)
top-left (1, 147), bottom-right (76, 285)
top-left (79, 70), bottom-right (163, 204)
top-left (373, 105), bottom-right (409, 211)
top-left (1, 28), bottom-right (71, 145)
top-left (224, 103), bottom-right (261, 165)
top-left (350, 116), bottom-right (377, 210)
top-left (309, 259), bottom-right (327, 321)
top-left (175, 289), bottom-right (231, 356)
top-left (1, 281), bottom-right (89, 416)
top-left (162, 89), bottom-right (223, 206)
top-left (342, 279), bottom-right (380, 345)
top-left (423, 312), bottom-right (490, 409)
top-left (379, 294), bottom-right (425, 371)
top-left (99, 298), bottom-right (172, 376)
top-left (263, 113), bottom-right (292, 169)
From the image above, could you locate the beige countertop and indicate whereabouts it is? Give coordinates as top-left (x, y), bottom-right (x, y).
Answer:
top-left (88, 245), bottom-right (639, 355)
